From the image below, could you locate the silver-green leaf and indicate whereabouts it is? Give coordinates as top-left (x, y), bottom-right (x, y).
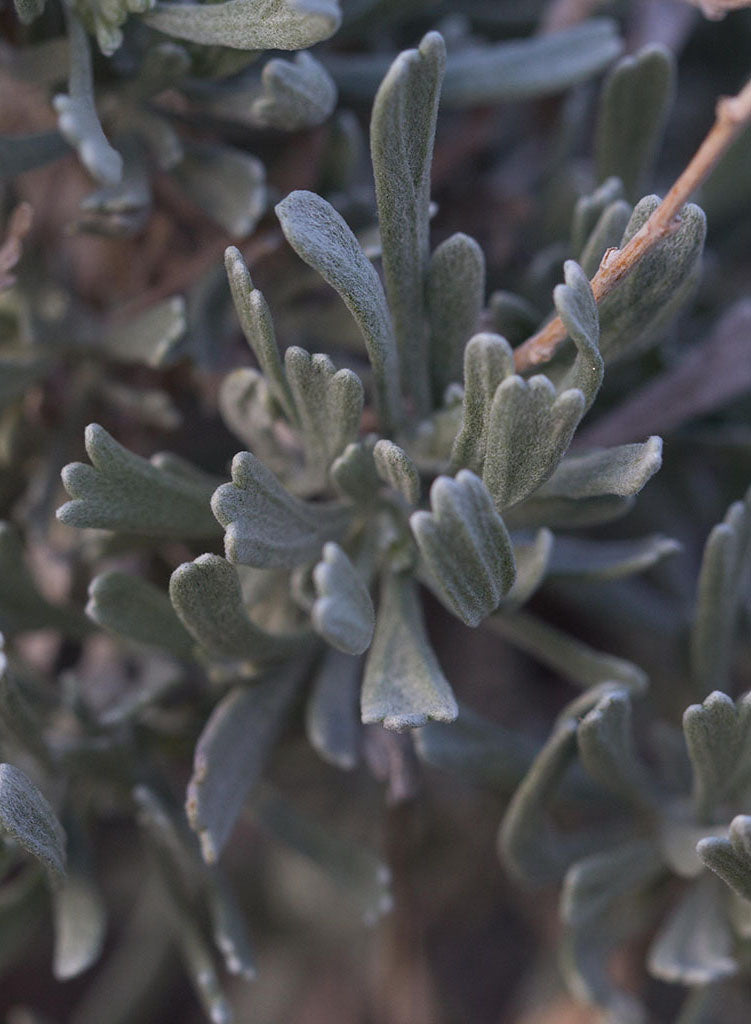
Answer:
top-left (0, 763), bottom-right (66, 878)
top-left (311, 542), bottom-right (374, 656)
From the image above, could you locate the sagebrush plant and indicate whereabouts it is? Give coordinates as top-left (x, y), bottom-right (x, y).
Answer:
top-left (1, 3), bottom-right (751, 1022)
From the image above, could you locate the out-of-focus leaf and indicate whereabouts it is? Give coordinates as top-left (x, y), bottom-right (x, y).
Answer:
top-left (52, 836), bottom-right (106, 980)
top-left (373, 440), bottom-right (420, 505)
top-left (572, 177), bottom-right (625, 258)
top-left (306, 648), bottom-right (361, 770)
top-left (698, 815), bottom-right (751, 904)
top-left (255, 788), bottom-right (392, 926)
top-left (311, 543), bottom-right (374, 656)
top-left (427, 233), bottom-right (485, 402)
top-left (58, 424), bottom-right (220, 537)
top-left (548, 533), bottom-right (680, 582)
top-left (504, 492), bottom-right (634, 530)
top-left (145, 0), bottom-right (341, 50)
top-left (370, 31), bottom-right (445, 416)
top-left (0, 133), bottom-right (70, 180)
top-left (275, 190), bottom-right (402, 430)
top-left (578, 199), bottom-right (632, 278)
top-left (450, 332), bottom-right (514, 475)
top-left (596, 45), bottom-right (675, 200)
top-left (86, 571), bottom-right (194, 658)
top-left (683, 691), bottom-right (751, 822)
top-left (212, 451), bottom-right (350, 567)
top-left (690, 488), bottom-right (751, 696)
top-left (250, 52), bottom-right (337, 130)
top-left (502, 529), bottom-right (554, 608)
top-left (0, 764), bottom-right (65, 878)
top-left (173, 142), bottom-right (266, 238)
top-left (412, 470), bottom-right (515, 627)
top-left (170, 554), bottom-right (310, 665)
top-left (577, 689), bottom-right (656, 805)
top-left (98, 298), bottom-right (185, 367)
top-left (361, 570), bottom-right (457, 730)
top-left (186, 664), bottom-right (304, 863)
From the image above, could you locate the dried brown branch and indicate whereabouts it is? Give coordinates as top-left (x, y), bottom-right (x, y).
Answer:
top-left (514, 76), bottom-right (751, 372)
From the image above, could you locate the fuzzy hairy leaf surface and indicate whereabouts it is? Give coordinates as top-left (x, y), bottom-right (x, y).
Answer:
top-left (698, 816), bottom-right (751, 903)
top-left (86, 571), bottom-right (194, 658)
top-left (361, 570), bottom-right (457, 731)
top-left (411, 470), bottom-right (515, 627)
top-left (311, 543), bottom-right (374, 655)
top-left (212, 451), bottom-right (350, 568)
top-left (0, 763), bottom-right (66, 878)
top-left (373, 440), bottom-right (420, 506)
top-left (58, 424), bottom-right (221, 537)
top-left (450, 332), bottom-right (515, 475)
top-left (551, 260), bottom-right (603, 411)
top-left (535, 437), bottom-right (663, 500)
top-left (251, 53), bottom-right (337, 131)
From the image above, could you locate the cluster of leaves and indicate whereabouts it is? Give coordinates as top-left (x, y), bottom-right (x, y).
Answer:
top-left (1, 3), bottom-right (751, 1022)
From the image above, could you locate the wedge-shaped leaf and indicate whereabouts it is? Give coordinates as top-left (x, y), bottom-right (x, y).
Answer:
top-left (684, 692), bottom-right (751, 822)
top-left (499, 718), bottom-right (582, 884)
top-left (561, 841), bottom-right (664, 1024)
top-left (598, 196), bottom-right (706, 363)
top-left (371, 32), bottom-right (445, 415)
top-left (0, 764), bottom-right (65, 878)
top-left (502, 529), bottom-right (554, 609)
top-left (225, 247), bottom-right (296, 422)
top-left (275, 190), bottom-right (401, 429)
top-left (255, 789), bottom-right (392, 926)
top-left (361, 570), bottom-right (457, 731)
top-left (487, 610), bottom-right (648, 692)
top-left (482, 376), bottom-right (585, 509)
top-left (306, 648), bottom-right (361, 770)
top-left (86, 571), bottom-right (194, 658)
top-left (173, 142), bottom-right (266, 238)
top-left (328, 20), bottom-right (621, 108)
top-left (170, 554), bottom-right (309, 665)
top-left (330, 437), bottom-right (380, 503)
top-left (53, 11), bottom-right (122, 185)
top-left (416, 705), bottom-right (535, 792)
top-left (373, 440), bottom-right (420, 506)
top-left (450, 333), bottom-right (514, 475)
top-left (99, 297), bottom-right (186, 368)
top-left (285, 347), bottom-right (363, 488)
top-left (548, 534), bottom-right (680, 582)
top-left (145, 0), bottom-right (341, 49)
top-left (551, 260), bottom-right (603, 411)
top-left (0, 523), bottom-right (89, 637)
top-left (691, 489), bottom-right (751, 696)
top-left (186, 665), bottom-right (303, 863)
top-left (577, 689), bottom-right (656, 805)
top-left (698, 816), bottom-right (751, 903)
top-left (571, 177), bottom-right (625, 258)
top-left (311, 543), bottom-right (374, 656)
top-left (411, 470), bottom-right (515, 627)
top-left (427, 233), bottom-right (485, 402)
top-left (58, 424), bottom-right (220, 537)
top-left (52, 847), bottom-right (106, 980)
top-left (251, 53), bottom-right (337, 131)
top-left (648, 875), bottom-right (738, 985)
top-left (212, 451), bottom-right (350, 567)
top-left (535, 437), bottom-right (662, 500)
top-left (596, 45), bottom-right (675, 201)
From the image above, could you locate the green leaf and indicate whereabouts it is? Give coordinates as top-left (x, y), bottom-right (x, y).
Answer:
top-left (698, 816), bottom-right (751, 904)
top-left (415, 705), bottom-right (535, 792)
top-left (329, 437), bottom-right (380, 504)
top-left (52, 845), bottom-right (106, 980)
top-left (647, 874), bottom-right (738, 985)
top-left (548, 534), bottom-right (680, 582)
top-left (411, 470), bottom-right (515, 627)
top-left (571, 177), bottom-right (624, 258)
top-left (285, 347), bottom-right (363, 489)
top-left (53, 10), bottom-right (122, 185)
top-left (86, 571), bottom-right (194, 658)
top-left (596, 45), bottom-right (675, 201)
top-left (370, 31), bottom-right (446, 416)
top-left (427, 233), bottom-right (485, 402)
top-left (99, 297), bottom-right (186, 368)
top-left (311, 542), bottom-right (374, 656)
top-left (275, 190), bottom-right (402, 430)
top-left (305, 648), bottom-right (361, 770)
top-left (211, 451), bottom-right (350, 567)
top-left (482, 376), bottom-right (585, 509)
top-left (487, 610), bottom-right (648, 692)
top-left (504, 492), bottom-right (634, 530)
top-left (255, 788), bottom-right (392, 926)
top-left (13, 0), bottom-right (45, 25)
top-left (186, 666), bottom-right (303, 862)
top-left (534, 437), bottom-right (663, 500)
top-left (577, 689), bottom-right (655, 805)
top-left (361, 570), bottom-right (457, 731)
top-left (502, 529), bottom-right (554, 608)
top-left (173, 142), bottom-right (266, 238)
top-left (373, 439), bottom-right (420, 505)
top-left (450, 332), bottom-right (515, 475)
top-left (0, 764), bottom-right (66, 878)
top-left (691, 489), bottom-right (751, 696)
top-left (58, 424), bottom-right (221, 538)
top-left (251, 53), bottom-right (337, 131)
top-left (683, 691), bottom-right (751, 823)
top-left (551, 260), bottom-right (603, 411)
top-left (598, 196), bottom-right (706, 363)
top-left (169, 554), bottom-right (310, 665)
top-left (145, 0), bottom-right (341, 49)
top-left (578, 198), bottom-right (632, 278)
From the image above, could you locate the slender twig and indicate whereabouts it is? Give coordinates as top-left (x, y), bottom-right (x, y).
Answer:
top-left (514, 76), bottom-right (751, 372)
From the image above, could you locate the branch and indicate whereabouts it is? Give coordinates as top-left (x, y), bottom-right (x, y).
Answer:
top-left (514, 76), bottom-right (751, 372)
